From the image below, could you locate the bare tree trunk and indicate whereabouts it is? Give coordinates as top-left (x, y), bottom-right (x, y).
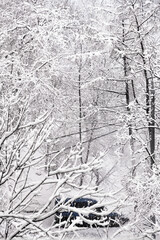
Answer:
top-left (78, 67), bottom-right (83, 164)
top-left (149, 77), bottom-right (155, 167)
top-left (80, 122), bottom-right (96, 186)
top-left (122, 20), bottom-right (135, 168)
top-left (134, 13), bottom-right (155, 168)
top-left (134, 11), bottom-right (156, 239)
top-left (78, 44), bottom-right (83, 186)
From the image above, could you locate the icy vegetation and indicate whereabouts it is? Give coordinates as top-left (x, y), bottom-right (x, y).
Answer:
top-left (0, 0), bottom-right (160, 239)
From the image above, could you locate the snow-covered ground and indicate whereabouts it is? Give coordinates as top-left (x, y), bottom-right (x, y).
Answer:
top-left (61, 228), bottom-right (160, 240)
top-left (62, 228), bottom-right (134, 240)
top-left (15, 228), bottom-right (134, 240)
top-left (15, 226), bottom-right (160, 240)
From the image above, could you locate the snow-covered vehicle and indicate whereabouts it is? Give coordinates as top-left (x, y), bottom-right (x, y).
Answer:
top-left (106, 212), bottom-right (129, 227)
top-left (54, 198), bottom-right (129, 227)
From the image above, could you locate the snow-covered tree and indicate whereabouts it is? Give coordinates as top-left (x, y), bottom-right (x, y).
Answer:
top-left (0, 1), bottom-right (109, 239)
top-left (110, 0), bottom-right (160, 238)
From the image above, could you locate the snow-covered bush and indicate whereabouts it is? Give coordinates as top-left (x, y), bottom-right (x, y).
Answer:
top-left (124, 164), bottom-right (160, 238)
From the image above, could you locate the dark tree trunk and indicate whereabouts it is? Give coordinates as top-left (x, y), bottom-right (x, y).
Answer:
top-left (122, 20), bottom-right (135, 167)
top-left (149, 77), bottom-right (155, 167)
top-left (134, 14), bottom-right (156, 168)
top-left (134, 12), bottom-right (156, 239)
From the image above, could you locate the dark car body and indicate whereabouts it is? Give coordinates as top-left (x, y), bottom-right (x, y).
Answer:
top-left (55, 198), bottom-right (99, 226)
top-left (54, 197), bottom-right (129, 227)
top-left (106, 212), bottom-right (129, 227)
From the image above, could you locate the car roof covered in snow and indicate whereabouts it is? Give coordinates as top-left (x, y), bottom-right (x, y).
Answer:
top-left (56, 197), bottom-right (97, 204)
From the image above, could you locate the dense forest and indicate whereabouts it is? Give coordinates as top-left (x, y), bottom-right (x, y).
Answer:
top-left (0, 0), bottom-right (160, 239)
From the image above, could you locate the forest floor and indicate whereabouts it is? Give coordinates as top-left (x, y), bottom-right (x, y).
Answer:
top-left (14, 227), bottom-right (160, 240)
top-left (15, 225), bottom-right (159, 240)
top-left (59, 227), bottom-right (135, 240)
top-left (59, 227), bottom-right (160, 240)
